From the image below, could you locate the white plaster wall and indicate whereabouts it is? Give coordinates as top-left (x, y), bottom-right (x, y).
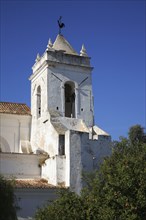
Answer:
top-left (0, 114), bottom-right (31, 153)
top-left (0, 153), bottom-right (41, 179)
top-left (30, 50), bottom-right (94, 127)
top-left (30, 67), bottom-right (48, 118)
top-left (30, 66), bottom-right (59, 155)
top-left (91, 135), bottom-right (112, 168)
top-left (31, 117), bottom-right (58, 155)
top-left (41, 156), bottom-right (57, 185)
top-left (42, 155), bottom-right (66, 186)
top-left (56, 155), bottom-right (66, 185)
top-left (30, 48), bottom-right (94, 161)
top-left (80, 133), bottom-right (111, 171)
top-left (15, 188), bottom-right (58, 218)
top-left (47, 65), bottom-right (94, 127)
top-left (69, 130), bottom-right (111, 193)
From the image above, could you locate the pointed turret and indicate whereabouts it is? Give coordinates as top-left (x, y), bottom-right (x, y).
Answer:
top-left (80, 44), bottom-right (88, 57)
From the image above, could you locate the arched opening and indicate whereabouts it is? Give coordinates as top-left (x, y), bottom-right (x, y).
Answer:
top-left (64, 81), bottom-right (75, 118)
top-left (37, 86), bottom-right (41, 118)
top-left (0, 136), bottom-right (11, 152)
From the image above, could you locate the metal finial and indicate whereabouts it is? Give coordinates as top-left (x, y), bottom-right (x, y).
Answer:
top-left (57, 16), bottom-right (65, 35)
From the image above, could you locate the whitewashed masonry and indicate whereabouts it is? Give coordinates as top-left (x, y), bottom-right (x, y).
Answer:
top-left (0, 34), bottom-right (111, 194)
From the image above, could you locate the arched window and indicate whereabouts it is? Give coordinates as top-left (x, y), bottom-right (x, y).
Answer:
top-left (37, 86), bottom-right (41, 118)
top-left (64, 81), bottom-right (75, 118)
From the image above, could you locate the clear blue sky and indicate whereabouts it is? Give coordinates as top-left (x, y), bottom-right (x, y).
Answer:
top-left (1, 0), bottom-right (145, 140)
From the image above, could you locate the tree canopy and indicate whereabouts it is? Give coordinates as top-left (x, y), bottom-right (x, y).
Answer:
top-left (35, 125), bottom-right (146, 220)
top-left (0, 175), bottom-right (18, 220)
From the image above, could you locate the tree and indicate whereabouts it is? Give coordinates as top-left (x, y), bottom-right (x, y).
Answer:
top-left (128, 124), bottom-right (146, 144)
top-left (83, 125), bottom-right (146, 220)
top-left (0, 175), bottom-right (18, 220)
top-left (35, 125), bottom-right (146, 220)
top-left (35, 189), bottom-right (85, 220)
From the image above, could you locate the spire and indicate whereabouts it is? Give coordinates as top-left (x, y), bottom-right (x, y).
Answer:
top-left (80, 44), bottom-right (88, 57)
top-left (35, 53), bottom-right (41, 62)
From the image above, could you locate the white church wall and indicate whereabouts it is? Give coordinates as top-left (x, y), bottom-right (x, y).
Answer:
top-left (48, 68), bottom-right (63, 115)
top-left (30, 67), bottom-right (48, 118)
top-left (56, 155), bottom-right (66, 185)
top-left (41, 157), bottom-right (57, 185)
top-left (47, 65), bottom-right (94, 127)
top-left (31, 117), bottom-right (59, 155)
top-left (80, 133), bottom-right (111, 171)
top-left (0, 153), bottom-right (41, 179)
top-left (30, 67), bottom-right (60, 155)
top-left (0, 114), bottom-right (31, 153)
top-left (41, 155), bottom-right (66, 186)
top-left (69, 130), bottom-right (111, 193)
top-left (15, 188), bottom-right (58, 218)
top-left (91, 135), bottom-right (112, 168)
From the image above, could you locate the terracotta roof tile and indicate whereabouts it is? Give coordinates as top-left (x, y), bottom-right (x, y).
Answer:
top-left (15, 179), bottom-right (65, 189)
top-left (0, 102), bottom-right (31, 115)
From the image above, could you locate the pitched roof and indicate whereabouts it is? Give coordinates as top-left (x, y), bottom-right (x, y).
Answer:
top-left (0, 102), bottom-right (31, 115)
top-left (52, 34), bottom-right (78, 55)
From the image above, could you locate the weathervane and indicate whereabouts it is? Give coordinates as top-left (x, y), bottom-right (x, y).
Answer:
top-left (58, 16), bottom-right (65, 34)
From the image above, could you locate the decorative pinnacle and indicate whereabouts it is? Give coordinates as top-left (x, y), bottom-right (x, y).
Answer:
top-left (35, 53), bottom-right (41, 62)
top-left (48, 38), bottom-right (53, 48)
top-left (46, 38), bottom-right (53, 51)
top-left (80, 44), bottom-right (88, 57)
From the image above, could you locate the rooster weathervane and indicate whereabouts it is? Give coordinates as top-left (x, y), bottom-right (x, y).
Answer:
top-left (58, 16), bottom-right (65, 34)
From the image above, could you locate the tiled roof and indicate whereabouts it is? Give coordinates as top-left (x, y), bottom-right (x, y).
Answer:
top-left (15, 179), bottom-right (65, 189)
top-left (0, 102), bottom-right (31, 115)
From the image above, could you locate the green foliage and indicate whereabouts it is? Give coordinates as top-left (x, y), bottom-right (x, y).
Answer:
top-left (83, 125), bottom-right (146, 220)
top-left (0, 175), bottom-right (18, 220)
top-left (35, 189), bottom-right (85, 220)
top-left (35, 125), bottom-right (146, 220)
top-left (128, 124), bottom-right (145, 144)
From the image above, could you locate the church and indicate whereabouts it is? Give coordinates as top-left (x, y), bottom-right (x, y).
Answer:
top-left (0, 32), bottom-right (111, 218)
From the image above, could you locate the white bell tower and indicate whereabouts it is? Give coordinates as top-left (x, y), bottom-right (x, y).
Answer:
top-left (29, 34), bottom-right (110, 192)
top-left (30, 34), bottom-right (94, 141)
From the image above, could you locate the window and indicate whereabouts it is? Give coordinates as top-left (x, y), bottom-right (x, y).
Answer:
top-left (59, 135), bottom-right (65, 156)
top-left (64, 81), bottom-right (75, 118)
top-left (37, 86), bottom-right (41, 118)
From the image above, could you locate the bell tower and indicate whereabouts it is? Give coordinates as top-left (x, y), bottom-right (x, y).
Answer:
top-left (29, 33), bottom-right (110, 192)
top-left (30, 34), bottom-right (94, 133)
